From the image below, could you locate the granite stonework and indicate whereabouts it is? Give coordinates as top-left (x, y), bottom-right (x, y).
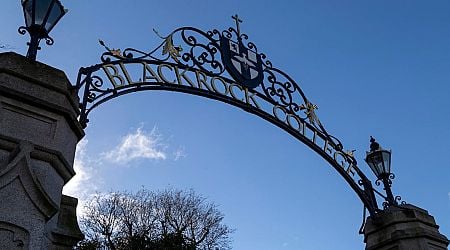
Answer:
top-left (364, 204), bottom-right (449, 250)
top-left (0, 52), bottom-right (84, 249)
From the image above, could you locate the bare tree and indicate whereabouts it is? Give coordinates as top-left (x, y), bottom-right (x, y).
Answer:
top-left (77, 189), bottom-right (233, 250)
top-left (80, 193), bottom-right (122, 249)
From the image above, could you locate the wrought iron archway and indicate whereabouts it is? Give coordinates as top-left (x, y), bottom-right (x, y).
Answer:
top-left (75, 16), bottom-right (383, 218)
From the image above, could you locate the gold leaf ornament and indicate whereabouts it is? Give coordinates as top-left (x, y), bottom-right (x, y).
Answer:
top-left (154, 29), bottom-right (183, 63)
top-left (98, 39), bottom-right (125, 59)
top-left (300, 101), bottom-right (320, 126)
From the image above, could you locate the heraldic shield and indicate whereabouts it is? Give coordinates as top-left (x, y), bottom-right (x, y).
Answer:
top-left (220, 36), bottom-right (263, 89)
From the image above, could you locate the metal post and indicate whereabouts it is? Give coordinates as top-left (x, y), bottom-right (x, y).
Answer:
top-left (26, 34), bottom-right (40, 60)
top-left (382, 177), bottom-right (396, 205)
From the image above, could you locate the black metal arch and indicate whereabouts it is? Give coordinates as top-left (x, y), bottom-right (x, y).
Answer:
top-left (75, 24), bottom-right (380, 216)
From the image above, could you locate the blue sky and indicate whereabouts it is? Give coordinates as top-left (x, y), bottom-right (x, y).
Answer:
top-left (1, 1), bottom-right (450, 249)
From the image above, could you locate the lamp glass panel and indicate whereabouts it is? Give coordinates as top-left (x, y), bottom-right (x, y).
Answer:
top-left (381, 150), bottom-right (391, 174)
top-left (34, 0), bottom-right (53, 26)
top-left (366, 160), bottom-right (376, 176)
top-left (44, 3), bottom-right (64, 32)
top-left (366, 151), bottom-right (384, 177)
top-left (22, 0), bottom-right (33, 27)
top-left (374, 153), bottom-right (384, 176)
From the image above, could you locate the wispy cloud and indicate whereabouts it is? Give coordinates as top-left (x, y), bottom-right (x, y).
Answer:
top-left (102, 127), bottom-right (167, 164)
top-left (63, 139), bottom-right (99, 216)
top-left (62, 126), bottom-right (183, 215)
top-left (63, 139), bottom-right (94, 196)
top-left (281, 234), bottom-right (301, 248)
top-left (173, 146), bottom-right (187, 161)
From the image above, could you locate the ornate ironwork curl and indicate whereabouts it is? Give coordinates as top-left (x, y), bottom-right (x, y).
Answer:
top-left (90, 75), bottom-right (107, 92)
top-left (96, 24), bottom-right (338, 143)
top-left (18, 26), bottom-right (27, 35)
top-left (82, 23), bottom-right (362, 176)
top-left (375, 173), bottom-right (395, 186)
top-left (382, 195), bottom-right (403, 209)
top-left (389, 173), bottom-right (396, 180)
top-left (375, 179), bottom-right (380, 186)
top-left (179, 28), bottom-right (224, 75)
top-left (18, 26), bottom-right (54, 46)
top-left (44, 36), bottom-right (54, 46)
top-left (76, 18), bottom-right (382, 217)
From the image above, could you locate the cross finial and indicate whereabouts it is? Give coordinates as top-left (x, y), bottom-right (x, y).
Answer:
top-left (232, 14), bottom-right (242, 37)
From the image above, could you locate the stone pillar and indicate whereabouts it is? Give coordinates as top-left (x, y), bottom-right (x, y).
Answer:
top-left (364, 204), bottom-right (449, 250)
top-left (0, 52), bottom-right (85, 249)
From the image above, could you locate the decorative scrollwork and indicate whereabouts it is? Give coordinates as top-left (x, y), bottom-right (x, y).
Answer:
top-left (44, 36), bottom-right (54, 46)
top-left (88, 19), bottom-right (358, 164)
top-left (375, 179), bottom-right (381, 186)
top-left (382, 196), bottom-right (404, 210)
top-left (18, 26), bottom-right (27, 35)
top-left (263, 70), bottom-right (300, 113)
top-left (86, 75), bottom-right (106, 102)
top-left (179, 28), bottom-right (224, 75)
top-left (86, 18), bottom-right (359, 158)
top-left (375, 178), bottom-right (390, 187)
top-left (17, 26), bottom-right (54, 46)
top-left (90, 75), bottom-right (107, 93)
top-left (389, 173), bottom-right (395, 180)
top-left (77, 17), bottom-right (382, 216)
top-left (375, 174), bottom-right (395, 187)
top-left (261, 56), bottom-right (272, 68)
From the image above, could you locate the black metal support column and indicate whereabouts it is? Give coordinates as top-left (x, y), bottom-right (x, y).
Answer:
top-left (382, 177), bottom-right (396, 206)
top-left (26, 35), bottom-right (40, 60)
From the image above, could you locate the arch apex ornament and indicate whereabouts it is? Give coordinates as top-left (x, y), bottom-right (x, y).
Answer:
top-left (76, 16), bottom-right (380, 217)
top-left (221, 15), bottom-right (263, 89)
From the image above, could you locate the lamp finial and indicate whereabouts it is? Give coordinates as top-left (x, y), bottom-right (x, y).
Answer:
top-left (369, 136), bottom-right (380, 152)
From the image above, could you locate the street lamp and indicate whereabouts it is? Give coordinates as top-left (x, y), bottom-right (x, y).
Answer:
top-left (365, 136), bottom-right (397, 207)
top-left (18, 0), bottom-right (68, 61)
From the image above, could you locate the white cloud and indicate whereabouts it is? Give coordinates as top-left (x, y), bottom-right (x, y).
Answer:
top-left (63, 139), bottom-right (92, 196)
top-left (62, 126), bottom-right (181, 216)
top-left (63, 139), bottom-right (99, 216)
top-left (102, 127), bottom-right (167, 164)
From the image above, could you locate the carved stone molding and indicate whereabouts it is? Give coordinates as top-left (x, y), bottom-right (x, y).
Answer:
top-left (0, 221), bottom-right (29, 249)
top-left (0, 141), bottom-right (59, 219)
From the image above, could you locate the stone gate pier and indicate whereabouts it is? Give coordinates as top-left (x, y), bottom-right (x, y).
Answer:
top-left (0, 52), bottom-right (84, 249)
top-left (364, 204), bottom-right (449, 250)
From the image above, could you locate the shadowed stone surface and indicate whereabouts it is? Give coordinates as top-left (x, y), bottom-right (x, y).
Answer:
top-left (45, 195), bottom-right (84, 249)
top-left (364, 204), bottom-right (449, 250)
top-left (0, 52), bottom-right (84, 163)
top-left (0, 52), bottom-right (84, 249)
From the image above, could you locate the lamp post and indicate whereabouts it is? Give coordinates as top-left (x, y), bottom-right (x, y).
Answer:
top-left (363, 136), bottom-right (449, 249)
top-left (365, 136), bottom-right (397, 207)
top-left (18, 0), bottom-right (67, 61)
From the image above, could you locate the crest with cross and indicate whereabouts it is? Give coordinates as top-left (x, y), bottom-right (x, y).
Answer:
top-left (220, 15), bottom-right (263, 89)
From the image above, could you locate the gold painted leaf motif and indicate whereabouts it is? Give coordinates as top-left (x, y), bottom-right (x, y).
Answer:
top-left (154, 29), bottom-right (183, 63)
